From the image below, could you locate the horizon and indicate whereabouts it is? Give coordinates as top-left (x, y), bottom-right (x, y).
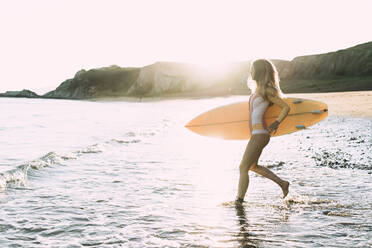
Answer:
top-left (1, 0), bottom-right (372, 94)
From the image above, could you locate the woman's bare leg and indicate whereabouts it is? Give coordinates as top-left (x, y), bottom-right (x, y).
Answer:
top-left (236, 135), bottom-right (267, 202)
top-left (250, 164), bottom-right (289, 198)
top-left (237, 164), bottom-right (250, 201)
top-left (236, 133), bottom-right (289, 202)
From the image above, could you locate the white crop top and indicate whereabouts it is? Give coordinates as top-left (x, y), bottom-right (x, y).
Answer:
top-left (249, 94), bottom-right (270, 135)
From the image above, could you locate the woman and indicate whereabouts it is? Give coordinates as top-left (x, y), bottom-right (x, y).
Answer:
top-left (236, 59), bottom-right (290, 204)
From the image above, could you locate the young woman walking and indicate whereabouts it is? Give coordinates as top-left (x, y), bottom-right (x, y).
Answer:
top-left (236, 59), bottom-right (290, 204)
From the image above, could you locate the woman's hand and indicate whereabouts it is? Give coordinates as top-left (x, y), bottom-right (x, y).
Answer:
top-left (268, 120), bottom-right (280, 134)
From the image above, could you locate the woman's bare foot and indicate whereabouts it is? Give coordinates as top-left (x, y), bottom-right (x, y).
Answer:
top-left (281, 181), bottom-right (289, 198)
top-left (235, 197), bottom-right (244, 205)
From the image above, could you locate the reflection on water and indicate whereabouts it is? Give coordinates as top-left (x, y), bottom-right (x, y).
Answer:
top-left (235, 204), bottom-right (259, 248)
top-left (0, 97), bottom-right (371, 247)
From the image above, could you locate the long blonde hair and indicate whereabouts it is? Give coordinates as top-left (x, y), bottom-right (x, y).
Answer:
top-left (247, 59), bottom-right (282, 99)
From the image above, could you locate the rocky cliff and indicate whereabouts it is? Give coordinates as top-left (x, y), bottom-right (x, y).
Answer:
top-left (277, 42), bottom-right (372, 92)
top-left (43, 65), bottom-right (141, 99)
top-left (43, 62), bottom-right (251, 99)
top-left (283, 42), bottom-right (372, 79)
top-left (0, 89), bottom-right (39, 98)
top-left (2, 42), bottom-right (372, 99)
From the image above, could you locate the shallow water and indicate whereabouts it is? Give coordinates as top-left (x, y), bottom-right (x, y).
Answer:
top-left (0, 97), bottom-right (371, 247)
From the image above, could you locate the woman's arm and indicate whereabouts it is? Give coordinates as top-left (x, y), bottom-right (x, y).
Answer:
top-left (268, 94), bottom-right (290, 123)
top-left (267, 89), bottom-right (290, 133)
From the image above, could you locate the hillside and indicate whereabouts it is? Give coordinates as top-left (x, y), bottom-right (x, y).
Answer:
top-left (278, 42), bottom-right (372, 92)
top-left (1, 42), bottom-right (371, 99)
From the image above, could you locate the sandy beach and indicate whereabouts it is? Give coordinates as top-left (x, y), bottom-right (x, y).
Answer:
top-left (288, 91), bottom-right (372, 118)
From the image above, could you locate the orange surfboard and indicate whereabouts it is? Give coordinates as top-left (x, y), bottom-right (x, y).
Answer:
top-left (185, 98), bottom-right (328, 140)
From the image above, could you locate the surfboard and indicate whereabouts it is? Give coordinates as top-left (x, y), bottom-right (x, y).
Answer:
top-left (185, 98), bottom-right (328, 140)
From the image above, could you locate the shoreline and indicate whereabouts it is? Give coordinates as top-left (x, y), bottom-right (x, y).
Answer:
top-left (2, 90), bottom-right (371, 118)
top-left (92, 90), bottom-right (372, 118)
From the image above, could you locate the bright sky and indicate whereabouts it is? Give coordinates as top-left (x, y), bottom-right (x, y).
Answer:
top-left (0, 0), bottom-right (371, 93)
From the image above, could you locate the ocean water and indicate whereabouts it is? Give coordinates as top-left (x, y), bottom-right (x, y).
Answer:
top-left (0, 96), bottom-right (371, 248)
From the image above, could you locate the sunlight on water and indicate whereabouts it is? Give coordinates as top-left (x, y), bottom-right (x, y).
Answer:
top-left (0, 97), bottom-right (371, 247)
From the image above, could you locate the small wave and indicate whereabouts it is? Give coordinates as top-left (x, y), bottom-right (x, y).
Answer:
top-left (74, 144), bottom-right (104, 154)
top-left (29, 152), bottom-right (63, 170)
top-left (0, 151), bottom-right (71, 191)
top-left (0, 164), bottom-right (29, 189)
top-left (0, 143), bottom-right (104, 191)
top-left (110, 139), bottom-right (141, 144)
top-left (0, 137), bottom-right (141, 191)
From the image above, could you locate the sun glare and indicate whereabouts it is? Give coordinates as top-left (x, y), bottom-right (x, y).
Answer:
top-left (194, 62), bottom-right (236, 83)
